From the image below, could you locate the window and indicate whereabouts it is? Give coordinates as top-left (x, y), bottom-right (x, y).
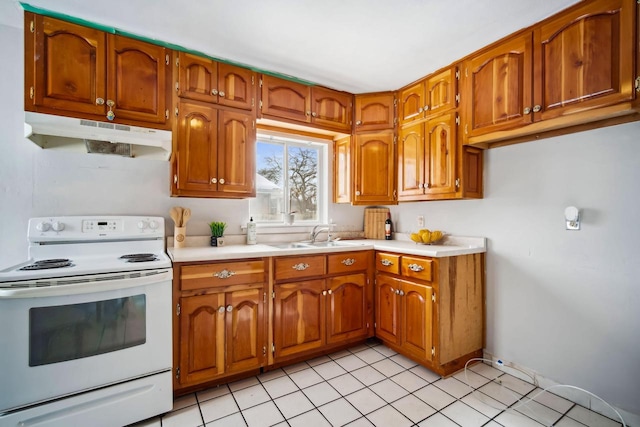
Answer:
top-left (250, 133), bottom-right (328, 224)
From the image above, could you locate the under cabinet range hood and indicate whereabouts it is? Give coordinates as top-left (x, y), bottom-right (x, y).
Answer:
top-left (24, 112), bottom-right (172, 160)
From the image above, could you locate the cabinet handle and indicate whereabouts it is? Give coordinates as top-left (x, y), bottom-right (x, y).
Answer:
top-left (455, 178), bottom-right (460, 189)
top-left (212, 89), bottom-right (218, 96)
top-left (106, 100), bottom-right (115, 121)
top-left (407, 263), bottom-right (424, 272)
top-left (425, 182), bottom-right (431, 189)
top-left (341, 258), bottom-right (356, 266)
top-left (213, 269), bottom-right (236, 279)
top-left (219, 91), bottom-right (225, 97)
top-left (418, 107), bottom-right (423, 113)
top-left (355, 120), bottom-right (362, 126)
top-left (218, 306), bottom-right (225, 314)
top-left (226, 305), bottom-right (233, 312)
top-left (380, 259), bottom-right (393, 266)
top-left (355, 190), bottom-right (361, 196)
top-left (306, 110), bottom-right (311, 116)
top-left (399, 290), bottom-right (405, 296)
top-left (96, 98), bottom-right (105, 105)
top-left (390, 287), bottom-right (395, 293)
top-left (219, 178), bottom-right (225, 184)
top-left (311, 112), bottom-right (317, 117)
top-left (533, 105), bottom-right (541, 113)
top-left (322, 290), bottom-right (327, 296)
top-left (292, 263), bottom-right (309, 271)
top-left (211, 178), bottom-right (217, 184)
top-left (524, 107), bottom-right (531, 115)
top-left (328, 289), bottom-right (333, 295)
top-left (424, 105), bottom-right (430, 111)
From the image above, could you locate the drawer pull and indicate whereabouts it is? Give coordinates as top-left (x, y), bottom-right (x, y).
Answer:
top-left (292, 263), bottom-right (310, 271)
top-left (407, 263), bottom-right (424, 272)
top-left (226, 305), bottom-right (233, 312)
top-left (380, 259), bottom-right (394, 266)
top-left (341, 258), bottom-right (356, 266)
top-left (218, 306), bottom-right (225, 314)
top-left (213, 269), bottom-right (236, 279)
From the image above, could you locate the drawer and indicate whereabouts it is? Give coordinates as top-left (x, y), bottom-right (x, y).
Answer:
top-left (327, 251), bottom-right (370, 274)
top-left (275, 255), bottom-right (326, 281)
top-left (180, 260), bottom-right (266, 291)
top-left (401, 256), bottom-right (433, 282)
top-left (375, 252), bottom-right (400, 275)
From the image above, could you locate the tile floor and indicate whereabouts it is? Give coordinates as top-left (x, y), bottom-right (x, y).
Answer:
top-left (131, 340), bottom-right (623, 427)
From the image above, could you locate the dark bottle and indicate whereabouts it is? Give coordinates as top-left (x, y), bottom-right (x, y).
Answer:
top-left (385, 213), bottom-right (392, 240)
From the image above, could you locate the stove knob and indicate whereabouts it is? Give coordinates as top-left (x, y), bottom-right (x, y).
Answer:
top-left (148, 220), bottom-right (159, 230)
top-left (137, 220), bottom-right (148, 230)
top-left (36, 222), bottom-right (51, 232)
top-left (51, 221), bottom-right (65, 232)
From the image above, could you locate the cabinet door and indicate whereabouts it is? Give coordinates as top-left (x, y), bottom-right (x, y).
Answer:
top-left (260, 75), bottom-right (311, 122)
top-left (536, 0), bottom-right (635, 121)
top-left (354, 93), bottom-right (395, 132)
top-left (425, 113), bottom-right (457, 196)
top-left (400, 281), bottom-right (433, 362)
top-left (465, 32), bottom-right (534, 138)
top-left (179, 293), bottom-right (225, 386)
top-left (326, 274), bottom-right (368, 344)
top-left (375, 274), bottom-right (400, 345)
top-left (217, 109), bottom-right (256, 196)
top-left (353, 131), bottom-right (396, 205)
top-left (397, 122), bottom-right (425, 199)
top-left (399, 80), bottom-right (425, 123)
top-left (460, 146), bottom-right (483, 199)
top-left (333, 136), bottom-right (351, 204)
top-left (310, 87), bottom-right (353, 131)
top-left (218, 63), bottom-right (256, 111)
top-left (273, 280), bottom-right (326, 359)
top-left (30, 14), bottom-right (106, 115)
top-left (107, 35), bottom-right (168, 125)
top-left (175, 101), bottom-right (218, 192)
top-left (425, 67), bottom-right (457, 117)
top-left (226, 288), bottom-right (264, 374)
top-left (178, 52), bottom-right (218, 103)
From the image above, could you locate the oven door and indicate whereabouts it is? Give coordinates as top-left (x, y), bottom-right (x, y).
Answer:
top-left (0, 270), bottom-right (172, 413)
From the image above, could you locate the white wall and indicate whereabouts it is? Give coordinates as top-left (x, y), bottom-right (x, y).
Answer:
top-left (1, 19), bottom-right (639, 422)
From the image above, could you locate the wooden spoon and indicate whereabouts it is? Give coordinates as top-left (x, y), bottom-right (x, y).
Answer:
top-left (169, 206), bottom-right (180, 226)
top-left (182, 208), bottom-right (191, 225)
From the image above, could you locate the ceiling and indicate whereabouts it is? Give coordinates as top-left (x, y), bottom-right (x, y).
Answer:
top-left (1, 0), bottom-right (581, 94)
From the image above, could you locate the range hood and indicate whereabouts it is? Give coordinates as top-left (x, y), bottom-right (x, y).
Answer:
top-left (24, 112), bottom-right (172, 160)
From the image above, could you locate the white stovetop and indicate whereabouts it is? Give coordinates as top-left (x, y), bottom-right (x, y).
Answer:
top-left (168, 236), bottom-right (486, 263)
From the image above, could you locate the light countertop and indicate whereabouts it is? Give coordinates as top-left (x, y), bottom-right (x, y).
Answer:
top-left (168, 236), bottom-right (486, 263)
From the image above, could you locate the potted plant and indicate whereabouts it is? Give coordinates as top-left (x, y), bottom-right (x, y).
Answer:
top-left (208, 221), bottom-right (227, 247)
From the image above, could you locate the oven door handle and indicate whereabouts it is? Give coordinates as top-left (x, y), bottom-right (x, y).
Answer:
top-left (0, 269), bottom-right (172, 299)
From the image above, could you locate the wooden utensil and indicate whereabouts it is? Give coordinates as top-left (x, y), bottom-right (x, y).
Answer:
top-left (182, 208), bottom-right (191, 225)
top-left (169, 206), bottom-right (181, 226)
top-left (177, 207), bottom-right (184, 227)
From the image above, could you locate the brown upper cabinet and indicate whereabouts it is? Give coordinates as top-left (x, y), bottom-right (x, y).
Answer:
top-left (177, 52), bottom-right (256, 111)
top-left (354, 92), bottom-right (396, 132)
top-left (25, 13), bottom-right (170, 128)
top-left (333, 136), bottom-right (351, 204)
top-left (399, 66), bottom-right (458, 125)
top-left (352, 131), bottom-right (397, 205)
top-left (260, 75), bottom-right (353, 132)
top-left (463, 0), bottom-right (637, 147)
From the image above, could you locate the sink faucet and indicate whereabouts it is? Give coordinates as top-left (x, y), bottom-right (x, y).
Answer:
top-left (310, 225), bottom-right (331, 243)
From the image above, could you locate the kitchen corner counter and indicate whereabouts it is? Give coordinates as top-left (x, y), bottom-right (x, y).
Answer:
top-left (167, 236), bottom-right (486, 263)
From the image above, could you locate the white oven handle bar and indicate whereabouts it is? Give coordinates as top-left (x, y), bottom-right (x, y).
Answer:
top-left (0, 269), bottom-right (172, 299)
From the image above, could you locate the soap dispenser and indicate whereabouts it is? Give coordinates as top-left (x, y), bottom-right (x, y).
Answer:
top-left (246, 217), bottom-right (257, 245)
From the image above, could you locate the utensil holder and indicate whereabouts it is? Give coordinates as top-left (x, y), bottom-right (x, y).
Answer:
top-left (174, 226), bottom-right (186, 248)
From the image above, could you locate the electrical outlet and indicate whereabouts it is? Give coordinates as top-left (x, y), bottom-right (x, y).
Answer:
top-left (417, 215), bottom-right (424, 228)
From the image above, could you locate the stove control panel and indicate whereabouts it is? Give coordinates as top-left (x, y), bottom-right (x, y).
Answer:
top-left (28, 216), bottom-right (165, 242)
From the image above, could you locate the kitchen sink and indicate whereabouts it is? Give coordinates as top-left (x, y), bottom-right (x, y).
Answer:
top-left (269, 241), bottom-right (351, 249)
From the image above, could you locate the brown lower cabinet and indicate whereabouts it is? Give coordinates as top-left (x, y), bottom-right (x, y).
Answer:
top-left (173, 259), bottom-right (268, 393)
top-left (271, 251), bottom-right (374, 365)
top-left (375, 252), bottom-right (484, 376)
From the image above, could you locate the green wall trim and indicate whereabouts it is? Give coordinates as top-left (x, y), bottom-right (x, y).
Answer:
top-left (20, 2), bottom-right (316, 87)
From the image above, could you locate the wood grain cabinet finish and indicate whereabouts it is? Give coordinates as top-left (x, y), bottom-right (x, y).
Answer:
top-left (178, 52), bottom-right (256, 111)
top-left (272, 251), bottom-right (373, 364)
top-left (354, 92), bottom-right (396, 132)
top-left (463, 0), bottom-right (636, 147)
top-left (174, 259), bottom-right (267, 391)
top-left (333, 136), bottom-right (351, 204)
top-left (25, 13), bottom-right (170, 128)
top-left (353, 131), bottom-right (396, 205)
top-left (260, 75), bottom-right (353, 132)
top-left (399, 67), bottom-right (458, 125)
top-left (398, 113), bottom-right (458, 201)
top-left (173, 101), bottom-right (256, 198)
top-left (374, 252), bottom-right (484, 376)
